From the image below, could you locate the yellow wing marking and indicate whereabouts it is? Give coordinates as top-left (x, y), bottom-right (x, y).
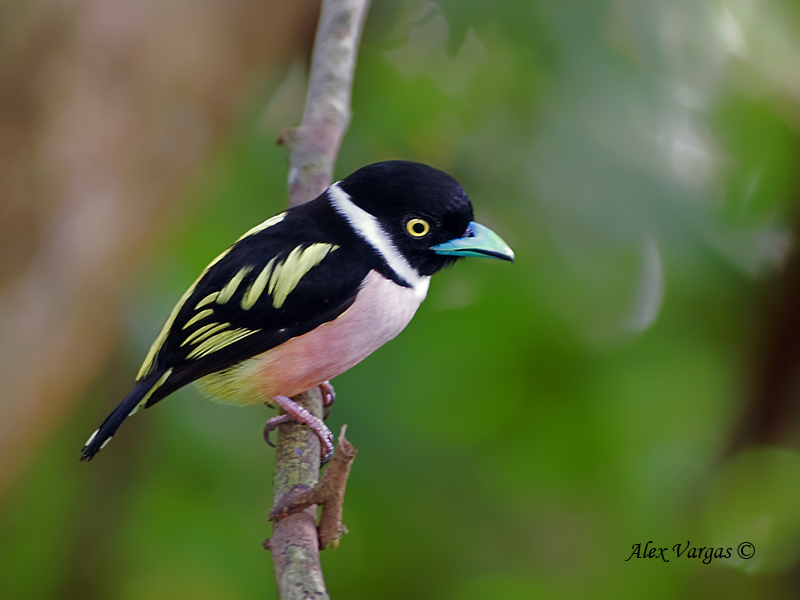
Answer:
top-left (268, 244), bottom-right (338, 309)
top-left (241, 258), bottom-right (276, 310)
top-left (217, 266), bottom-right (253, 305)
top-left (236, 212), bottom-right (286, 241)
top-left (186, 328), bottom-right (259, 360)
top-left (129, 368), bottom-right (173, 416)
top-left (181, 322), bottom-right (229, 347)
top-left (137, 248), bottom-right (231, 380)
top-left (239, 244), bottom-right (337, 310)
top-left (183, 308), bottom-right (214, 329)
top-left (195, 292), bottom-right (219, 309)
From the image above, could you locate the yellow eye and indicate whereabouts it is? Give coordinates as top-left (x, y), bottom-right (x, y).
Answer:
top-left (406, 218), bottom-right (431, 238)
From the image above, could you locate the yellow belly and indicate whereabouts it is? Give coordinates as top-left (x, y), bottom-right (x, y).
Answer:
top-left (193, 270), bottom-right (429, 405)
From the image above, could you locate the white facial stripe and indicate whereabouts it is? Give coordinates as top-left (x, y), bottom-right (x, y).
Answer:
top-left (328, 183), bottom-right (426, 290)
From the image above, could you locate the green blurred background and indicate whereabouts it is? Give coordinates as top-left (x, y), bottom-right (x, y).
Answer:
top-left (3, 0), bottom-right (800, 598)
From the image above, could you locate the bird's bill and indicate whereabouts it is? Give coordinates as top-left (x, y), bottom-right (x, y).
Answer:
top-left (431, 222), bottom-right (515, 262)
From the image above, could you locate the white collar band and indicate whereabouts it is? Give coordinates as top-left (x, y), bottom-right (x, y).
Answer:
top-left (328, 182), bottom-right (426, 290)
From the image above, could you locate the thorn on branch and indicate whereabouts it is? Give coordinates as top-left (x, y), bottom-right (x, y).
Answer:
top-left (276, 127), bottom-right (297, 146)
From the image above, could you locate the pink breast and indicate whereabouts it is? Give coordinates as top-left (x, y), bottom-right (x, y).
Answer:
top-left (254, 270), bottom-right (429, 398)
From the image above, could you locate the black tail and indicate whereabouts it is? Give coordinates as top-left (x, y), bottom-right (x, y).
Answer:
top-left (80, 371), bottom-right (170, 461)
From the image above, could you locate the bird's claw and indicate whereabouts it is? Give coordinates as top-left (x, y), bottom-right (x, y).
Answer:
top-left (264, 414), bottom-right (294, 447)
top-left (319, 381), bottom-right (336, 419)
top-left (320, 381), bottom-right (336, 407)
top-left (319, 430), bottom-right (335, 464)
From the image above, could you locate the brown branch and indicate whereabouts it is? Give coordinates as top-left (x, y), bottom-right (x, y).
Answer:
top-left (270, 425), bottom-right (357, 549)
top-left (727, 187), bottom-right (800, 454)
top-left (285, 0), bottom-right (371, 207)
top-left (266, 0), bottom-right (370, 597)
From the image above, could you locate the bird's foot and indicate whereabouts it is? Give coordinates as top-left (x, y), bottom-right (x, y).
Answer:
top-left (264, 394), bottom-right (335, 463)
top-left (319, 381), bottom-right (336, 419)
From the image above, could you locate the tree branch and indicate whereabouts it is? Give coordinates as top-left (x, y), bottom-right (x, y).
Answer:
top-left (266, 0), bottom-right (370, 597)
top-left (268, 389), bottom-right (329, 599)
top-left (284, 0), bottom-right (370, 207)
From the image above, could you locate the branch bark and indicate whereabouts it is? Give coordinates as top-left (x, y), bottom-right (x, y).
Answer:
top-left (267, 1), bottom-right (370, 598)
top-left (284, 0), bottom-right (371, 208)
top-left (268, 388), bottom-right (329, 600)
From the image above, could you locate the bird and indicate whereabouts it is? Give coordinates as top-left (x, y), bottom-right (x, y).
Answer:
top-left (81, 160), bottom-right (514, 462)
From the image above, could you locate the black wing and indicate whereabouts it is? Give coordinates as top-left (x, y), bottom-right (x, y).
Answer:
top-left (82, 204), bottom-right (369, 460)
top-left (136, 209), bottom-right (370, 403)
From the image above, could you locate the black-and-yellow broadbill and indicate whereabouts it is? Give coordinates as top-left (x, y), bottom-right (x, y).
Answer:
top-left (82, 161), bottom-right (514, 462)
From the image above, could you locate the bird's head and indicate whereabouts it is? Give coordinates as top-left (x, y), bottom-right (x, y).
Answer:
top-left (336, 161), bottom-right (514, 277)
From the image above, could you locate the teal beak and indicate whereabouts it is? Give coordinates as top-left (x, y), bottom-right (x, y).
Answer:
top-left (431, 222), bottom-right (514, 262)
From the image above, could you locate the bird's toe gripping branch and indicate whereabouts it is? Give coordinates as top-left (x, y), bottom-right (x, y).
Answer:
top-left (265, 394), bottom-right (335, 462)
top-left (320, 380), bottom-right (336, 418)
top-left (263, 414), bottom-right (293, 447)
